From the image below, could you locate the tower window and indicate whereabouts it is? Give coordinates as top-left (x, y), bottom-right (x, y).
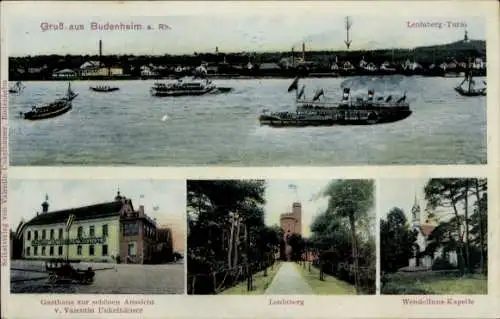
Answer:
top-left (58, 228), bottom-right (63, 239)
top-left (42, 246), bottom-right (46, 256)
top-left (49, 246), bottom-right (54, 256)
top-left (89, 226), bottom-right (95, 237)
top-left (50, 229), bottom-right (54, 239)
top-left (77, 245), bottom-right (82, 255)
top-left (42, 230), bottom-right (46, 239)
top-left (89, 245), bottom-right (95, 256)
top-left (58, 246), bottom-right (63, 256)
top-left (34, 231), bottom-right (38, 240)
top-left (102, 224), bottom-right (108, 237)
top-left (77, 226), bottom-right (83, 238)
top-left (27, 231), bottom-right (31, 241)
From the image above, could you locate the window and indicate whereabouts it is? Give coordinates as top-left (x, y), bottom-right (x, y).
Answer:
top-left (41, 246), bottom-right (46, 256)
top-left (123, 222), bottom-right (139, 236)
top-left (50, 229), bottom-right (54, 239)
top-left (89, 245), bottom-right (95, 256)
top-left (102, 224), bottom-right (108, 237)
top-left (58, 246), bottom-right (63, 256)
top-left (26, 247), bottom-right (31, 256)
top-left (102, 245), bottom-right (108, 256)
top-left (42, 230), bottom-right (46, 239)
top-left (89, 226), bottom-right (95, 237)
top-left (34, 231), bottom-right (38, 240)
top-left (77, 226), bottom-right (83, 238)
top-left (77, 245), bottom-right (82, 255)
top-left (49, 246), bottom-right (54, 256)
top-left (58, 228), bottom-right (63, 239)
top-left (27, 231), bottom-right (31, 241)
top-left (34, 247), bottom-right (38, 256)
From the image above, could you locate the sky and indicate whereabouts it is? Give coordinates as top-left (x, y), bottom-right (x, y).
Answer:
top-left (8, 179), bottom-right (186, 252)
top-left (378, 178), bottom-right (429, 222)
top-left (378, 178), bottom-right (483, 225)
top-left (3, 3), bottom-right (486, 56)
top-left (264, 180), bottom-right (329, 237)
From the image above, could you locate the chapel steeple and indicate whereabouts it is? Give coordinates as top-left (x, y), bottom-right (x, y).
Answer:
top-left (411, 194), bottom-right (421, 227)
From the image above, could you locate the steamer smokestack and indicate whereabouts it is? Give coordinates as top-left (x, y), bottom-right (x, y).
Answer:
top-left (302, 42), bottom-right (305, 61)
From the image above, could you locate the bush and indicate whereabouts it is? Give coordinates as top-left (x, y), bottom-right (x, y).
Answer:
top-left (432, 257), bottom-right (456, 271)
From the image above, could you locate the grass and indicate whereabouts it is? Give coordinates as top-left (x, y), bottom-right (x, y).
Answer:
top-left (382, 272), bottom-right (487, 295)
top-left (295, 262), bottom-right (357, 295)
top-left (220, 262), bottom-right (282, 295)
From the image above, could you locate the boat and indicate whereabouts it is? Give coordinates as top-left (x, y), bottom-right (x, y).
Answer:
top-left (150, 77), bottom-right (232, 97)
top-left (454, 67), bottom-right (486, 96)
top-left (89, 85), bottom-right (120, 92)
top-left (9, 81), bottom-right (24, 94)
top-left (21, 83), bottom-right (78, 120)
top-left (259, 78), bottom-right (412, 127)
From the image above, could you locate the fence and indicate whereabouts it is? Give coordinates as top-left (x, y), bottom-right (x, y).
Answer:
top-left (187, 259), bottom-right (277, 294)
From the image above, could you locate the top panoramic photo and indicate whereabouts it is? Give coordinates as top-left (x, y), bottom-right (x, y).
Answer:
top-left (6, 6), bottom-right (488, 166)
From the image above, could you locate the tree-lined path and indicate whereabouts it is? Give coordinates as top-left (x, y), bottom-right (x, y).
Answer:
top-left (265, 262), bottom-right (314, 295)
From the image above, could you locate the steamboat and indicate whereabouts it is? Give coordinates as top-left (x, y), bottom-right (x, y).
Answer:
top-left (22, 83), bottom-right (78, 120)
top-left (259, 78), bottom-right (412, 127)
top-left (150, 77), bottom-right (232, 97)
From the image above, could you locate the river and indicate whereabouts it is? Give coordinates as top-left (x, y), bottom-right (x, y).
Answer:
top-left (8, 76), bottom-right (486, 166)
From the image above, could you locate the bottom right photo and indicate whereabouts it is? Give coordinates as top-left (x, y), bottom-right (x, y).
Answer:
top-left (379, 177), bottom-right (488, 295)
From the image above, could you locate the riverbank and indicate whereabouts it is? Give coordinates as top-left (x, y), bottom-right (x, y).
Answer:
top-left (8, 71), bottom-right (483, 82)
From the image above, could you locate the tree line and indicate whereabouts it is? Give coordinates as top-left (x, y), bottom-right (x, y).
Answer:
top-left (303, 180), bottom-right (376, 294)
top-left (187, 180), bottom-right (284, 294)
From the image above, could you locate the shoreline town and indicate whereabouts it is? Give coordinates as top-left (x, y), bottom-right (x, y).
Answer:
top-left (9, 31), bottom-right (485, 81)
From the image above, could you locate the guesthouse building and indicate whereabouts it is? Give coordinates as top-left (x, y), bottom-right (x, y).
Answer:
top-left (19, 191), bottom-right (160, 264)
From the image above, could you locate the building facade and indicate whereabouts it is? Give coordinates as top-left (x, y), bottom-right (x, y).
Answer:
top-left (20, 191), bottom-right (163, 264)
top-left (408, 197), bottom-right (458, 270)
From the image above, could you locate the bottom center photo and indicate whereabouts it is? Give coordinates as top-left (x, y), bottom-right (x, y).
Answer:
top-left (186, 179), bottom-right (376, 295)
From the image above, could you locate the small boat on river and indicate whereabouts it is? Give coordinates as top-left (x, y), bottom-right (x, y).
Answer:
top-left (89, 85), bottom-right (120, 92)
top-left (150, 77), bottom-right (232, 97)
top-left (21, 83), bottom-right (78, 120)
top-left (454, 67), bottom-right (486, 97)
top-left (259, 78), bottom-right (412, 127)
top-left (9, 81), bottom-right (24, 94)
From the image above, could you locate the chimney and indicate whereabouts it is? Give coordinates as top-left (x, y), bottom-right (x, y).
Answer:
top-left (302, 42), bottom-right (305, 61)
top-left (41, 194), bottom-right (49, 213)
top-left (291, 47), bottom-right (295, 66)
top-left (99, 40), bottom-right (102, 67)
top-left (138, 205), bottom-right (145, 216)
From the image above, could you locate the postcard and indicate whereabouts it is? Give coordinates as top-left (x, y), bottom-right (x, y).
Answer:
top-left (1, 1), bottom-right (499, 319)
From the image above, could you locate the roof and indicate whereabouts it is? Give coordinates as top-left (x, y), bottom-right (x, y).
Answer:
top-left (419, 225), bottom-right (436, 237)
top-left (24, 201), bottom-right (123, 227)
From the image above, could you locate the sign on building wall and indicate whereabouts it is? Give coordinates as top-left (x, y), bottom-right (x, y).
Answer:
top-left (31, 237), bottom-right (106, 246)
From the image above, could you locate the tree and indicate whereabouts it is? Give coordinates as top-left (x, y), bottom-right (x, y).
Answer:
top-left (320, 179), bottom-right (374, 294)
top-left (380, 207), bottom-right (417, 273)
top-left (424, 178), bottom-right (488, 275)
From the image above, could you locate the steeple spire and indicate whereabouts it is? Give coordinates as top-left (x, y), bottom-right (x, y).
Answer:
top-left (411, 193), bottom-right (421, 227)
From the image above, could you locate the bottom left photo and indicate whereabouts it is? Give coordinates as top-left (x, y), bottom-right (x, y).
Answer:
top-left (8, 179), bottom-right (186, 294)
